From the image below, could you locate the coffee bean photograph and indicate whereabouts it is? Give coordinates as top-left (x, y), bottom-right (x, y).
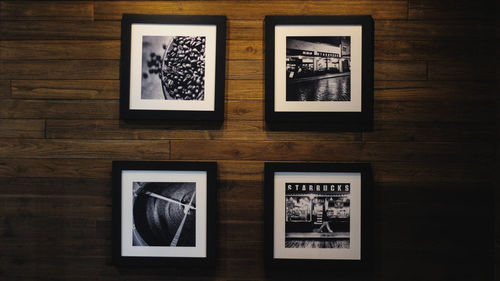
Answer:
top-left (132, 182), bottom-right (196, 247)
top-left (141, 36), bottom-right (206, 101)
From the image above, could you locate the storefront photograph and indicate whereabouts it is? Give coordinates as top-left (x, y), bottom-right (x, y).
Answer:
top-left (286, 36), bottom-right (351, 101)
top-left (285, 183), bottom-right (351, 249)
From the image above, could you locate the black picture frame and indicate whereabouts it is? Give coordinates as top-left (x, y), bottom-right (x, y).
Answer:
top-left (265, 15), bottom-right (374, 129)
top-left (112, 161), bottom-right (217, 267)
top-left (120, 14), bottom-right (226, 121)
top-left (264, 162), bottom-right (372, 269)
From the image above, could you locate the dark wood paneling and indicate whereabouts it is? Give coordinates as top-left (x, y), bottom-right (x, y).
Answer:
top-left (94, 1), bottom-right (408, 20)
top-left (0, 139), bottom-right (170, 159)
top-left (0, 20), bottom-right (121, 40)
top-left (11, 80), bottom-right (118, 100)
top-left (45, 119), bottom-right (362, 141)
top-left (0, 1), bottom-right (94, 21)
top-left (374, 80), bottom-right (496, 101)
top-left (0, 79), bottom-right (10, 97)
top-left (0, 1), bottom-right (495, 281)
top-left (375, 19), bottom-right (494, 40)
top-left (0, 60), bottom-right (119, 80)
top-left (0, 40), bottom-right (120, 60)
top-left (0, 119), bottom-right (45, 138)
top-left (170, 140), bottom-right (494, 161)
top-left (0, 100), bottom-right (118, 119)
top-left (408, 0), bottom-right (495, 20)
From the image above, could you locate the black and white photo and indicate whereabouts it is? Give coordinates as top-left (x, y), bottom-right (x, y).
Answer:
top-left (112, 161), bottom-right (216, 266)
top-left (132, 181), bottom-right (196, 247)
top-left (265, 162), bottom-right (372, 269)
top-left (141, 36), bottom-right (206, 101)
top-left (120, 14), bottom-right (226, 120)
top-left (285, 182), bottom-right (351, 249)
top-left (265, 16), bottom-right (373, 128)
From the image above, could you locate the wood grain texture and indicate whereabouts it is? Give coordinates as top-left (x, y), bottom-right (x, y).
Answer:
top-left (428, 60), bottom-right (496, 81)
top-left (0, 139), bottom-right (170, 159)
top-left (170, 140), bottom-right (494, 161)
top-left (224, 99), bottom-right (496, 122)
top-left (94, 1), bottom-right (408, 20)
top-left (0, 20), bottom-right (121, 40)
top-left (0, 1), bottom-right (495, 280)
top-left (0, 60), bottom-right (119, 80)
top-left (375, 19), bottom-right (495, 40)
top-left (0, 40), bottom-right (120, 60)
top-left (1, 19), bottom-right (493, 41)
top-left (0, 119), bottom-right (45, 138)
top-left (408, 0), bottom-right (495, 20)
top-left (11, 80), bottom-right (118, 100)
top-left (0, 79), bottom-right (10, 97)
top-left (0, 1), bottom-right (93, 21)
top-left (374, 80), bottom-right (496, 101)
top-left (0, 100), bottom-right (118, 119)
top-left (45, 119), bottom-right (362, 141)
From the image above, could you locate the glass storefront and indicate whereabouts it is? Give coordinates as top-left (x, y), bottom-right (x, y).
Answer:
top-left (287, 48), bottom-right (348, 79)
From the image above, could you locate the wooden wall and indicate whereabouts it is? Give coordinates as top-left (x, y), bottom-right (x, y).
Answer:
top-left (0, 1), bottom-right (496, 280)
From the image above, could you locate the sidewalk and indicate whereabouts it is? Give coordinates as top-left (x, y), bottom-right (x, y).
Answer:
top-left (288, 72), bottom-right (350, 84)
top-left (286, 232), bottom-right (350, 239)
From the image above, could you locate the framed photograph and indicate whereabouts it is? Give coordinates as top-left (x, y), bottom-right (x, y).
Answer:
top-left (265, 16), bottom-right (373, 128)
top-left (120, 14), bottom-right (226, 120)
top-left (264, 162), bottom-right (372, 269)
top-left (112, 161), bottom-right (216, 266)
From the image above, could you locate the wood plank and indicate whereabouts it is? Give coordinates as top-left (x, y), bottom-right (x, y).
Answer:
top-left (0, 21), bottom-right (120, 40)
top-left (375, 61), bottom-right (427, 81)
top-left (0, 40), bottom-right (119, 60)
top-left (227, 19), bottom-right (263, 40)
top-left (226, 60), bottom-right (262, 80)
top-left (227, 40), bottom-right (262, 60)
top-left (218, 159), bottom-right (494, 183)
top-left (225, 99), bottom-right (495, 122)
top-left (375, 19), bottom-right (495, 40)
top-left (227, 79), bottom-right (263, 100)
top-left (0, 100), bottom-right (118, 119)
top-left (373, 161), bottom-right (494, 183)
top-left (428, 60), bottom-right (496, 81)
top-left (11, 80), bottom-right (118, 100)
top-left (0, 159), bottom-right (492, 183)
top-left (45, 119), bottom-right (361, 141)
top-left (363, 121), bottom-right (495, 142)
top-left (374, 100), bottom-right (495, 122)
top-left (0, 1), bottom-right (93, 21)
top-left (0, 119), bottom-right (45, 138)
top-left (374, 81), bottom-right (496, 101)
top-left (409, 0), bottom-right (495, 20)
top-left (0, 60), bottom-right (119, 80)
top-left (0, 80), bottom-right (10, 97)
top-left (94, 1), bottom-right (408, 20)
top-left (375, 40), bottom-right (493, 61)
top-left (0, 196), bottom-right (109, 218)
top-left (226, 99), bottom-right (262, 120)
top-left (0, 19), bottom-right (493, 41)
top-left (0, 177), bottom-right (111, 197)
top-left (170, 140), bottom-right (494, 162)
top-left (0, 159), bottom-right (111, 178)
top-left (0, 139), bottom-right (170, 159)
